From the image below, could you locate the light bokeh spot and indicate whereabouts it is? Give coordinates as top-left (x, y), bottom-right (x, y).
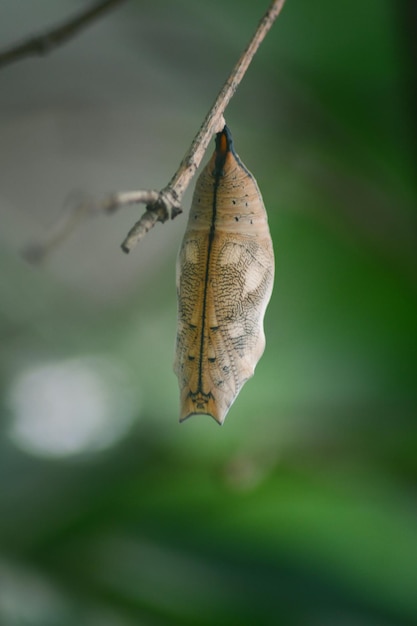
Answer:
top-left (7, 356), bottom-right (138, 458)
top-left (0, 559), bottom-right (68, 625)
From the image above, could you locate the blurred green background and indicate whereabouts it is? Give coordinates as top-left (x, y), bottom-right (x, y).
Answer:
top-left (1, 1), bottom-right (416, 624)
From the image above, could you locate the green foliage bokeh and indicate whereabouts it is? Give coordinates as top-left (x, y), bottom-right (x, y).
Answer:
top-left (0, 1), bottom-right (416, 625)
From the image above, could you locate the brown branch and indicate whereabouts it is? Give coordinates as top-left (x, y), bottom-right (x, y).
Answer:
top-left (25, 0), bottom-right (286, 261)
top-left (165, 0), bottom-right (286, 201)
top-left (121, 0), bottom-right (286, 253)
top-left (0, 0), bottom-right (127, 69)
top-left (22, 191), bottom-right (157, 263)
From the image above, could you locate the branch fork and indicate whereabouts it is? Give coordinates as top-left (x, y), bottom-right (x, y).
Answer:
top-left (18, 0), bottom-right (286, 261)
top-left (116, 187), bottom-right (182, 253)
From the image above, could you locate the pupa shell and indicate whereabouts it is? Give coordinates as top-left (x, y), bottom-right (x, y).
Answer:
top-left (174, 126), bottom-right (274, 424)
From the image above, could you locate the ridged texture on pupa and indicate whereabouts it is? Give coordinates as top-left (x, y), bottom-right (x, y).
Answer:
top-left (174, 126), bottom-right (274, 424)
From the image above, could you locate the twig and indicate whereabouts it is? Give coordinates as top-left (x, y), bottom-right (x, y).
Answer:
top-left (166, 0), bottom-right (286, 202)
top-left (0, 0), bottom-right (127, 69)
top-left (25, 0), bottom-right (286, 261)
top-left (22, 190), bottom-right (157, 262)
top-left (121, 0), bottom-right (286, 253)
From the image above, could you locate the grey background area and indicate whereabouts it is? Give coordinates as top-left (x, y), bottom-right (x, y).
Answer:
top-left (0, 1), bottom-right (416, 625)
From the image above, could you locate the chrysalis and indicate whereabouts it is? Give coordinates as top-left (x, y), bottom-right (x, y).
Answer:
top-left (174, 126), bottom-right (274, 424)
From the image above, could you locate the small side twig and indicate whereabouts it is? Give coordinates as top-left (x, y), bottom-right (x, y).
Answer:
top-left (25, 0), bottom-right (286, 261)
top-left (0, 0), bottom-right (127, 69)
top-left (22, 190), bottom-right (157, 262)
top-left (121, 0), bottom-right (286, 253)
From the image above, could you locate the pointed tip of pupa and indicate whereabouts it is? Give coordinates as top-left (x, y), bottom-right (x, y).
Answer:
top-left (178, 392), bottom-right (228, 425)
top-left (179, 411), bottom-right (225, 426)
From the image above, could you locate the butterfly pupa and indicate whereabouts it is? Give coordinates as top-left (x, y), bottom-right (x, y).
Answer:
top-left (174, 126), bottom-right (274, 425)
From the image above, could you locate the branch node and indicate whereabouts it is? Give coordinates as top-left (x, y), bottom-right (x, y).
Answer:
top-left (20, 0), bottom-right (286, 258)
top-left (171, 205), bottom-right (183, 220)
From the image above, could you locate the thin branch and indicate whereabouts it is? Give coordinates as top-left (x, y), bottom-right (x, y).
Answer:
top-left (22, 190), bottom-right (158, 263)
top-left (0, 0), bottom-right (127, 69)
top-left (122, 0), bottom-right (286, 253)
top-left (165, 0), bottom-right (286, 201)
top-left (25, 0), bottom-right (286, 261)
